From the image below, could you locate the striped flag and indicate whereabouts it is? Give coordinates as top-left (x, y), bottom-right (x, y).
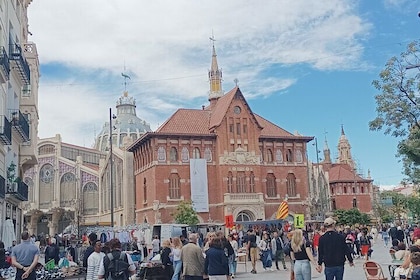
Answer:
top-left (276, 200), bottom-right (288, 220)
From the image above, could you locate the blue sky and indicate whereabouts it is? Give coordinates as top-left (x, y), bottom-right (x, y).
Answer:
top-left (27, 0), bottom-right (419, 188)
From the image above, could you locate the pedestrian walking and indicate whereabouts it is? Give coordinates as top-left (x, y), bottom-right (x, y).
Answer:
top-left (171, 237), bottom-right (183, 280)
top-left (317, 217), bottom-right (354, 280)
top-left (204, 236), bottom-right (229, 280)
top-left (86, 240), bottom-right (104, 280)
top-left (271, 231), bottom-right (287, 270)
top-left (11, 231), bottom-right (40, 280)
top-left (258, 232), bottom-right (273, 271)
top-left (290, 229), bottom-right (316, 280)
top-left (180, 233), bottom-right (205, 280)
top-left (228, 234), bottom-right (238, 278)
top-left (247, 229), bottom-right (258, 274)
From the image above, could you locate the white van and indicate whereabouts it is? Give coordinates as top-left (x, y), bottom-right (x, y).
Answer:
top-left (152, 224), bottom-right (188, 242)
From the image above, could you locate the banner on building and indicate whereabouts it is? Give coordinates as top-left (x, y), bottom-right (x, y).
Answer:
top-left (225, 215), bottom-right (234, 228)
top-left (189, 159), bottom-right (209, 212)
top-left (294, 214), bottom-right (305, 229)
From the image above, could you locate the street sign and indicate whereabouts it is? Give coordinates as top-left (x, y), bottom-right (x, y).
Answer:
top-left (294, 214), bottom-right (305, 229)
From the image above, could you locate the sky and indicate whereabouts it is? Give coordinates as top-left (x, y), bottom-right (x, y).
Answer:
top-left (27, 0), bottom-right (419, 189)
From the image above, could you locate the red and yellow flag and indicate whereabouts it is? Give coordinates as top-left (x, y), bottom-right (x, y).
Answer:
top-left (276, 200), bottom-right (288, 220)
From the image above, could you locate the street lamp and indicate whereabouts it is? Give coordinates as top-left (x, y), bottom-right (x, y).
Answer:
top-left (109, 108), bottom-right (117, 233)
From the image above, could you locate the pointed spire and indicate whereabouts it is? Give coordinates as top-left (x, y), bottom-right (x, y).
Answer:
top-left (341, 124), bottom-right (345, 135)
top-left (337, 125), bottom-right (355, 169)
top-left (323, 136), bottom-right (331, 164)
top-left (208, 35), bottom-right (223, 102)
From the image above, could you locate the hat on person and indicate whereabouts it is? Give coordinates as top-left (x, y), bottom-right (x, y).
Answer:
top-left (324, 217), bottom-right (336, 227)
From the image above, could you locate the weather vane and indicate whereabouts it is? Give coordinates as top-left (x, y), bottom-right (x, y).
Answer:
top-left (121, 63), bottom-right (130, 92)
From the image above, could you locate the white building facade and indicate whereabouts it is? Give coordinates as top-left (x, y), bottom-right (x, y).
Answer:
top-left (0, 0), bottom-right (39, 245)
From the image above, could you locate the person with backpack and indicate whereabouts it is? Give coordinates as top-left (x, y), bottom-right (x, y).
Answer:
top-left (98, 238), bottom-right (136, 280)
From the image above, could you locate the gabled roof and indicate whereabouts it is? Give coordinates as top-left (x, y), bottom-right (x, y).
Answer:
top-left (256, 114), bottom-right (307, 139)
top-left (329, 163), bottom-right (372, 183)
top-left (156, 108), bottom-right (212, 135)
top-left (208, 87), bottom-right (262, 130)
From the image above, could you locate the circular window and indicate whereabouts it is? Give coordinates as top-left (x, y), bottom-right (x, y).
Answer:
top-left (233, 106), bottom-right (241, 114)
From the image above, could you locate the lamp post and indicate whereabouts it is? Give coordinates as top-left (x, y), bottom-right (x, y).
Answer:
top-left (109, 108), bottom-right (115, 233)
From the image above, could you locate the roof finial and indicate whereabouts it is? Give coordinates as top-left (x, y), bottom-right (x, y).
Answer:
top-left (341, 124), bottom-right (345, 135)
top-left (121, 62), bottom-right (130, 92)
top-left (208, 32), bottom-right (223, 102)
top-left (234, 78), bottom-right (239, 87)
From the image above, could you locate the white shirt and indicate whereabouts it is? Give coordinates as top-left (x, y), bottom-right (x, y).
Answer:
top-left (86, 251), bottom-right (105, 280)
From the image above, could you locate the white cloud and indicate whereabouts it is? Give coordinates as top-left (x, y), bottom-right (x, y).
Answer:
top-left (27, 0), bottom-right (371, 147)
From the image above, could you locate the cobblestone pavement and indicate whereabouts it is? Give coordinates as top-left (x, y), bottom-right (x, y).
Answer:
top-left (233, 236), bottom-right (395, 279)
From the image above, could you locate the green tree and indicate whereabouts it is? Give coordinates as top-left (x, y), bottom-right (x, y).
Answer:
top-left (333, 208), bottom-right (370, 225)
top-left (373, 202), bottom-right (393, 224)
top-left (370, 40), bottom-right (420, 182)
top-left (172, 201), bottom-right (199, 226)
top-left (380, 191), bottom-right (407, 221)
top-left (406, 196), bottom-right (420, 222)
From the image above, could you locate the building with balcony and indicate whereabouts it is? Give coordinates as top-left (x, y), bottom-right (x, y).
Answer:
top-left (22, 91), bottom-right (151, 236)
top-left (128, 43), bottom-right (313, 225)
top-left (0, 0), bottom-right (39, 245)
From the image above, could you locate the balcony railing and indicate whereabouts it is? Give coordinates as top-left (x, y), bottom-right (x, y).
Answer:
top-left (10, 109), bottom-right (30, 141)
top-left (6, 181), bottom-right (28, 201)
top-left (0, 175), bottom-right (5, 199)
top-left (9, 42), bottom-right (30, 85)
top-left (0, 115), bottom-right (12, 145)
top-left (0, 46), bottom-right (10, 80)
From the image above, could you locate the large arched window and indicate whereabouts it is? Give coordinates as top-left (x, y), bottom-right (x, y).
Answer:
top-left (192, 148), bottom-right (201, 159)
top-left (170, 147), bottom-right (178, 163)
top-left (157, 146), bottom-right (166, 162)
top-left (181, 147), bottom-right (189, 162)
top-left (24, 177), bottom-right (34, 202)
top-left (286, 173), bottom-right (297, 197)
top-left (83, 182), bottom-right (99, 215)
top-left (266, 173), bottom-right (277, 197)
top-left (276, 149), bottom-right (283, 163)
top-left (236, 172), bottom-right (246, 193)
top-left (60, 172), bottom-right (76, 207)
top-left (236, 211), bottom-right (253, 222)
top-left (267, 149), bottom-right (273, 163)
top-left (39, 164), bottom-right (54, 208)
top-left (169, 173), bottom-right (181, 199)
top-left (204, 147), bottom-right (212, 162)
top-left (227, 172), bottom-right (233, 193)
top-left (286, 149), bottom-right (293, 162)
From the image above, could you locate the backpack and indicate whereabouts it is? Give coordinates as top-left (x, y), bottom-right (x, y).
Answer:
top-left (106, 252), bottom-right (130, 280)
top-left (283, 241), bottom-right (291, 256)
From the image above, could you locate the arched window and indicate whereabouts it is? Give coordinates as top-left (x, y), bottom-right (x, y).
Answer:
top-left (181, 147), bottom-right (189, 162)
top-left (204, 147), bottom-right (212, 162)
top-left (286, 173), bottom-right (296, 197)
top-left (169, 173), bottom-right (181, 199)
top-left (361, 186), bottom-right (364, 193)
top-left (353, 198), bottom-right (357, 208)
top-left (143, 178), bottom-right (147, 203)
top-left (227, 172), bottom-right (233, 193)
top-left (276, 149), bottom-right (283, 163)
top-left (170, 147), bottom-right (178, 162)
top-left (267, 149), bottom-right (273, 163)
top-left (60, 172), bottom-right (76, 207)
top-left (295, 149), bottom-right (303, 163)
top-left (249, 172), bottom-right (255, 193)
top-left (236, 172), bottom-right (246, 193)
top-left (343, 186), bottom-right (347, 194)
top-left (24, 177), bottom-right (34, 202)
top-left (39, 164), bottom-right (54, 208)
top-left (266, 173), bottom-right (277, 197)
top-left (83, 182), bottom-right (99, 215)
top-left (158, 146), bottom-right (166, 162)
top-left (286, 149), bottom-right (293, 162)
top-left (38, 144), bottom-right (55, 155)
top-left (192, 147), bottom-right (201, 159)
top-left (236, 211), bottom-right (252, 222)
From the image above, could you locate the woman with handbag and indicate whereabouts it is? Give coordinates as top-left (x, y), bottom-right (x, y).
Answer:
top-left (258, 233), bottom-right (273, 271)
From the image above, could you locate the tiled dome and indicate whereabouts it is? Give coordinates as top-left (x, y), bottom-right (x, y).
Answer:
top-left (95, 91), bottom-right (152, 151)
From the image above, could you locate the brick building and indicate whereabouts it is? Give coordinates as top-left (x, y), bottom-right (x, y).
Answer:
top-left (128, 43), bottom-right (313, 224)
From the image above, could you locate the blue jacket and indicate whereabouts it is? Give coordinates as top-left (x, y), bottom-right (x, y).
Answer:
top-left (204, 247), bottom-right (229, 276)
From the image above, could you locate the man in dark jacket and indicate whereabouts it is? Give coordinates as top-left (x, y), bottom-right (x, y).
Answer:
top-left (83, 233), bottom-right (97, 268)
top-left (317, 217), bottom-right (354, 279)
top-left (45, 238), bottom-right (60, 265)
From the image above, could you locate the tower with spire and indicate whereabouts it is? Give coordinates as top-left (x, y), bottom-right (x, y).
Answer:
top-left (208, 36), bottom-right (223, 104)
top-left (323, 137), bottom-right (332, 164)
top-left (337, 125), bottom-right (355, 170)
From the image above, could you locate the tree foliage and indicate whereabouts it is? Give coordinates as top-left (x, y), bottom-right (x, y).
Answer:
top-left (370, 40), bottom-right (420, 182)
top-left (380, 191), bottom-right (407, 221)
top-left (172, 200), bottom-right (199, 226)
top-left (333, 208), bottom-right (370, 225)
top-left (406, 196), bottom-right (420, 222)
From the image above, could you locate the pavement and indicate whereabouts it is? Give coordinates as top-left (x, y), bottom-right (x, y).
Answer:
top-left (233, 236), bottom-right (394, 279)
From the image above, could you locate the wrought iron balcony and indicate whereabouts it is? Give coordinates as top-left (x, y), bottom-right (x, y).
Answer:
top-left (0, 175), bottom-right (5, 199)
top-left (9, 42), bottom-right (30, 85)
top-left (6, 181), bottom-right (29, 201)
top-left (0, 46), bottom-right (10, 81)
top-left (10, 110), bottom-right (30, 142)
top-left (0, 115), bottom-right (12, 145)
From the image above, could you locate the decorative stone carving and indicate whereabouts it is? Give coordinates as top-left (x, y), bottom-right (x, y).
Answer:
top-left (219, 147), bottom-right (260, 165)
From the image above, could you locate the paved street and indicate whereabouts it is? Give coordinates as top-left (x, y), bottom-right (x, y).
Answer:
top-left (233, 237), bottom-right (394, 279)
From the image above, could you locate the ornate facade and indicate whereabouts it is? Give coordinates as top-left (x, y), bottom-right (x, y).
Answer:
top-left (23, 92), bottom-right (151, 236)
top-left (128, 43), bottom-right (313, 224)
top-left (0, 0), bottom-right (39, 245)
